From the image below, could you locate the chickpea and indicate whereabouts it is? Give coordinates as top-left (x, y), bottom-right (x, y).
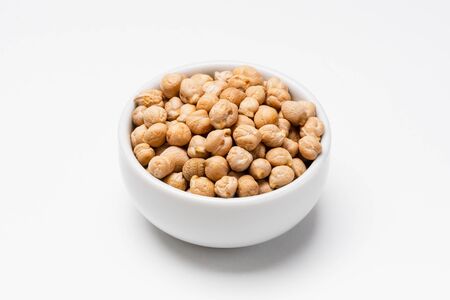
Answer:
top-left (163, 172), bottom-right (187, 191)
top-left (298, 135), bottom-right (322, 160)
top-left (232, 125), bottom-right (262, 151)
top-left (182, 158), bottom-right (206, 181)
top-left (196, 93), bottom-right (219, 112)
top-left (133, 143), bottom-right (155, 166)
top-left (214, 70), bottom-right (233, 82)
top-left (228, 66), bottom-right (264, 90)
top-left (160, 146), bottom-right (189, 172)
top-left (190, 176), bottom-right (215, 197)
top-left (249, 158), bottom-right (272, 179)
top-left (281, 100), bottom-right (316, 126)
top-left (219, 87), bottom-right (246, 105)
top-left (254, 105), bottom-right (278, 128)
top-left (205, 156), bottom-right (229, 181)
top-left (266, 147), bottom-right (292, 167)
top-left (203, 80), bottom-right (227, 96)
top-left (179, 78), bottom-right (204, 104)
top-left (147, 156), bottom-right (175, 179)
top-left (226, 146), bottom-right (253, 172)
top-left (205, 129), bottom-right (233, 156)
top-left (191, 73), bottom-right (213, 85)
top-left (132, 105), bottom-right (146, 126)
top-left (245, 85), bottom-right (266, 104)
top-left (265, 77), bottom-right (288, 91)
top-left (250, 143), bottom-right (266, 159)
top-left (237, 175), bottom-right (259, 197)
top-left (238, 97), bottom-right (259, 118)
top-left (259, 124), bottom-right (285, 147)
top-left (258, 180), bottom-right (273, 194)
top-left (269, 166), bottom-right (294, 189)
top-left (278, 118), bottom-right (291, 137)
top-left (288, 126), bottom-right (300, 142)
top-left (134, 88), bottom-right (164, 107)
top-left (160, 73), bottom-right (185, 98)
top-left (166, 122), bottom-right (191, 146)
top-left (177, 104), bottom-right (196, 122)
top-left (214, 176), bottom-right (238, 198)
top-left (291, 158), bottom-right (307, 177)
top-left (143, 105), bottom-right (167, 127)
top-left (165, 97), bottom-right (183, 121)
top-left (282, 138), bottom-right (299, 157)
top-left (187, 135), bottom-right (209, 158)
top-left (131, 124), bottom-right (147, 147)
top-left (300, 117), bottom-right (324, 138)
top-left (143, 123), bottom-right (167, 147)
top-left (185, 109), bottom-right (212, 134)
top-left (209, 99), bottom-right (238, 129)
top-left (266, 88), bottom-right (291, 110)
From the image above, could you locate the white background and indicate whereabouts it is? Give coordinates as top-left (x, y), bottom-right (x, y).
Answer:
top-left (1, 0), bottom-right (449, 299)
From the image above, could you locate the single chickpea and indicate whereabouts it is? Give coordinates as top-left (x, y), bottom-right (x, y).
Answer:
top-left (143, 123), bottom-right (167, 147)
top-left (166, 122), bottom-right (191, 146)
top-left (288, 126), bottom-right (300, 142)
top-left (291, 158), bottom-right (307, 177)
top-left (205, 156), bottom-right (229, 182)
top-left (269, 166), bottom-right (294, 189)
top-left (254, 105), bottom-right (278, 128)
top-left (300, 117), bottom-right (324, 138)
top-left (179, 78), bottom-right (204, 104)
top-left (187, 135), bottom-right (209, 158)
top-left (160, 73), bottom-right (185, 98)
top-left (281, 100), bottom-right (316, 126)
top-left (182, 158), bottom-right (206, 181)
top-left (226, 146), bottom-right (253, 172)
top-left (278, 118), bottom-right (291, 137)
top-left (282, 138), bottom-right (299, 157)
top-left (214, 176), bottom-right (238, 198)
top-left (219, 87), bottom-right (246, 105)
top-left (245, 85), bottom-right (266, 104)
top-left (160, 146), bottom-right (189, 172)
top-left (259, 124), bottom-right (285, 147)
top-left (238, 97), bottom-right (259, 118)
top-left (266, 88), bottom-right (291, 110)
top-left (196, 93), bottom-right (219, 112)
top-left (232, 125), bottom-right (262, 151)
top-left (228, 171), bottom-right (244, 180)
top-left (133, 143), bottom-right (155, 166)
top-left (250, 143), bottom-right (266, 159)
top-left (132, 105), bottom-right (146, 126)
top-left (165, 97), bottom-right (183, 121)
top-left (258, 180), bottom-right (273, 194)
top-left (191, 73), bottom-right (213, 85)
top-left (209, 99), bottom-right (238, 129)
top-left (185, 109), bottom-right (212, 134)
top-left (163, 172), bottom-right (187, 191)
top-left (203, 80), bottom-right (228, 96)
top-left (228, 66), bottom-right (264, 90)
top-left (155, 143), bottom-right (170, 156)
top-left (143, 105), bottom-right (167, 127)
top-left (134, 88), bottom-right (164, 107)
top-left (189, 176), bottom-right (215, 197)
top-left (131, 124), bottom-right (147, 147)
top-left (147, 156), bottom-right (175, 179)
top-left (298, 135), bottom-right (322, 160)
top-left (214, 70), bottom-right (233, 82)
top-left (205, 129), bottom-right (233, 156)
top-left (249, 158), bottom-right (272, 179)
top-left (265, 77), bottom-right (288, 91)
top-left (177, 104), bottom-right (196, 122)
top-left (237, 175), bottom-right (259, 197)
top-left (266, 147), bottom-right (293, 167)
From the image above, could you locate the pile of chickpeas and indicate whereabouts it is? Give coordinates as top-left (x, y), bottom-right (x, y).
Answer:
top-left (130, 66), bottom-right (324, 198)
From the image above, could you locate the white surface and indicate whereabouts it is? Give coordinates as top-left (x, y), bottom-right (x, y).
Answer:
top-left (0, 0), bottom-right (449, 299)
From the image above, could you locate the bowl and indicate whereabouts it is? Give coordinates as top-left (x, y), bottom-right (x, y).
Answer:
top-left (118, 61), bottom-right (331, 248)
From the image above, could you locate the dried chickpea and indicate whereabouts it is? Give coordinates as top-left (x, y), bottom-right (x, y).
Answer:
top-left (203, 80), bottom-right (227, 96)
top-left (209, 99), bottom-right (238, 129)
top-left (245, 85), bottom-right (266, 104)
top-left (179, 78), bottom-right (204, 104)
top-left (196, 93), bottom-right (219, 112)
top-left (298, 135), bottom-right (322, 160)
top-left (282, 138), bottom-right (299, 157)
top-left (232, 125), bottom-right (262, 151)
top-left (237, 175), bottom-right (259, 197)
top-left (250, 143), bottom-right (266, 159)
top-left (249, 158), bottom-right (272, 179)
top-left (133, 143), bottom-right (155, 166)
top-left (214, 70), bottom-right (233, 82)
top-left (238, 97), bottom-right (259, 118)
top-left (254, 105), bottom-right (278, 128)
top-left (160, 73), bottom-right (185, 98)
top-left (300, 117), bottom-right (324, 138)
top-left (191, 73), bottom-right (213, 85)
top-left (278, 118), bottom-right (291, 137)
top-left (163, 172), bottom-right (187, 191)
top-left (266, 147), bottom-right (292, 167)
top-left (187, 135), bottom-right (209, 158)
top-left (134, 88), bottom-right (164, 107)
top-left (182, 158), bottom-right (206, 181)
top-left (219, 87), bottom-right (246, 105)
top-left (214, 176), bottom-right (238, 198)
top-left (266, 88), bottom-right (291, 110)
top-left (259, 124), bottom-right (285, 147)
top-left (228, 66), bottom-right (264, 90)
top-left (269, 166), bottom-right (294, 189)
top-left (160, 146), bottom-right (189, 172)
top-left (165, 97), bottom-right (183, 121)
top-left (205, 156), bottom-right (229, 182)
top-left (265, 77), bottom-right (288, 91)
top-left (291, 158), bottom-right (307, 177)
top-left (281, 100), bottom-right (316, 126)
top-left (177, 104), bottom-right (196, 122)
top-left (258, 180), bottom-right (272, 194)
top-left (205, 129), bottom-right (233, 156)
top-left (288, 126), bottom-right (300, 142)
top-left (131, 124), bottom-right (147, 147)
top-left (226, 146), bottom-right (253, 172)
top-left (166, 122), bottom-right (191, 146)
top-left (185, 109), bottom-right (212, 134)
top-left (143, 123), bottom-right (167, 147)
top-left (132, 105), bottom-right (146, 126)
top-left (143, 105), bottom-right (167, 127)
top-left (190, 176), bottom-right (215, 197)
top-left (148, 156), bottom-right (175, 179)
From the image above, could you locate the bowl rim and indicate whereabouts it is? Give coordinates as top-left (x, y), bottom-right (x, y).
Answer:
top-left (118, 60), bottom-right (331, 206)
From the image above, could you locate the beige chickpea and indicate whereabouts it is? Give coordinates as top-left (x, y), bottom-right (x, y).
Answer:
top-left (179, 78), bottom-right (204, 104)
top-left (203, 80), bottom-right (228, 96)
top-left (249, 158), bottom-right (272, 179)
top-left (147, 156), bottom-right (175, 179)
top-left (291, 158), bottom-right (307, 177)
top-left (187, 135), bottom-right (209, 158)
top-left (269, 166), bottom-right (295, 189)
top-left (177, 104), bottom-right (196, 122)
top-left (160, 73), bottom-right (185, 98)
top-left (232, 125), bottom-right (262, 151)
top-left (254, 105), bottom-right (278, 128)
top-left (228, 66), bottom-right (264, 90)
top-left (185, 109), bottom-right (212, 134)
top-left (266, 147), bottom-right (292, 167)
top-left (163, 172), bottom-right (187, 191)
top-left (281, 100), bottom-right (316, 126)
top-left (300, 117), bottom-right (324, 138)
top-left (131, 124), bottom-right (147, 147)
top-left (250, 143), bottom-right (266, 159)
top-left (205, 156), bottom-right (229, 182)
top-left (196, 93), bottom-right (219, 112)
top-left (182, 158), bottom-right (206, 181)
top-left (132, 105), bottom-right (146, 126)
top-left (205, 129), bottom-right (233, 156)
top-left (209, 99), bottom-right (238, 129)
top-left (265, 77), bottom-right (288, 91)
top-left (298, 135), bottom-right (322, 160)
top-left (282, 138), bottom-right (299, 157)
top-left (226, 146), bottom-right (253, 172)
top-left (143, 105), bottom-right (167, 127)
top-left (143, 123), bottom-right (167, 147)
top-left (133, 143), bottom-right (155, 166)
top-left (190, 176), bottom-right (215, 197)
top-left (191, 73), bottom-right (213, 85)
top-left (238, 97), bottom-right (259, 118)
top-left (165, 97), bottom-right (183, 121)
top-left (134, 88), bottom-right (164, 107)
top-left (166, 122), bottom-right (191, 146)
top-left (214, 176), bottom-right (238, 198)
top-left (219, 87), bottom-right (246, 105)
top-left (237, 175), bottom-right (259, 197)
top-left (278, 118), bottom-right (291, 137)
top-left (288, 126), bottom-right (300, 142)
top-left (228, 171), bottom-right (244, 179)
top-left (266, 88), bottom-right (291, 110)
top-left (245, 85), bottom-right (266, 104)
top-left (258, 180), bottom-right (273, 194)
top-left (214, 70), bottom-right (233, 82)
top-left (154, 143), bottom-right (170, 156)
top-left (160, 146), bottom-right (189, 172)
top-left (259, 124), bottom-right (285, 147)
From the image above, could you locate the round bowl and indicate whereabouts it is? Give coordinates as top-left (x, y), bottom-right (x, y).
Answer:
top-left (118, 61), bottom-right (331, 248)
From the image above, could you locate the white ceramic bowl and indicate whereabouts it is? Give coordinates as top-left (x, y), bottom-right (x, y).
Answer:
top-left (118, 61), bottom-right (331, 248)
